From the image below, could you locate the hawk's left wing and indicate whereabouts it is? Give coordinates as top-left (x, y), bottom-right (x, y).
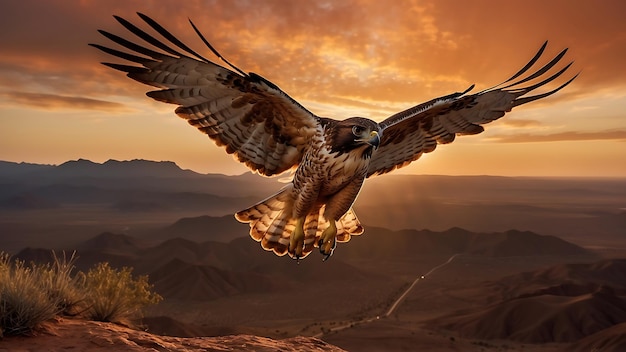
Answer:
top-left (91, 13), bottom-right (321, 176)
top-left (367, 42), bottom-right (577, 177)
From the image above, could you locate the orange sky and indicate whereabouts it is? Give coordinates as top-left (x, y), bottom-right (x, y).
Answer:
top-left (1, 0), bottom-right (625, 177)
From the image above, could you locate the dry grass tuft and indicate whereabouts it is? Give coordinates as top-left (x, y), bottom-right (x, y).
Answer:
top-left (80, 262), bottom-right (162, 325)
top-left (0, 253), bottom-right (61, 336)
top-left (0, 252), bottom-right (161, 337)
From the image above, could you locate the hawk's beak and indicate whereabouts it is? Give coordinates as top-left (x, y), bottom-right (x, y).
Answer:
top-left (368, 131), bottom-right (380, 150)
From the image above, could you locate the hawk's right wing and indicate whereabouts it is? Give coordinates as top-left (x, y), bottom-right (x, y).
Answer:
top-left (91, 13), bottom-right (322, 176)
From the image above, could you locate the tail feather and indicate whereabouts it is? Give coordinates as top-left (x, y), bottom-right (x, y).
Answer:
top-left (336, 208), bottom-right (364, 243)
top-left (235, 187), bottom-right (294, 256)
top-left (236, 186), bottom-right (364, 259)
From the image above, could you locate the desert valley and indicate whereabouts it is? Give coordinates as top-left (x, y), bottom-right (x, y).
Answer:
top-left (1, 159), bottom-right (625, 351)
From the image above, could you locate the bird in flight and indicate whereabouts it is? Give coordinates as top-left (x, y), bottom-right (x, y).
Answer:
top-left (92, 13), bottom-right (577, 261)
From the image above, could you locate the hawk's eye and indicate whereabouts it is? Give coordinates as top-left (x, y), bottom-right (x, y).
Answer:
top-left (352, 126), bottom-right (364, 136)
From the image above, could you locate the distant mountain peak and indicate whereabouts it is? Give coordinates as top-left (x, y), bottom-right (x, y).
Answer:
top-left (79, 232), bottom-right (145, 252)
top-left (61, 158), bottom-right (97, 166)
top-left (0, 160), bottom-right (55, 177)
top-left (103, 159), bottom-right (178, 167)
top-left (51, 158), bottom-right (201, 178)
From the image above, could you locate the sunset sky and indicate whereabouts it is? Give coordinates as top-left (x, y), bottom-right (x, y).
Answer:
top-left (1, 0), bottom-right (625, 177)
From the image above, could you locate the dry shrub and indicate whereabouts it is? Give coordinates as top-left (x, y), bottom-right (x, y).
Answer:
top-left (0, 253), bottom-right (61, 336)
top-left (80, 262), bottom-right (162, 324)
top-left (0, 251), bottom-right (161, 337)
top-left (39, 251), bottom-right (85, 316)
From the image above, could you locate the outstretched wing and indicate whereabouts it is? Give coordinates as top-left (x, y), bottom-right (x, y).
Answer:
top-left (91, 13), bottom-right (321, 176)
top-left (367, 42), bottom-right (577, 177)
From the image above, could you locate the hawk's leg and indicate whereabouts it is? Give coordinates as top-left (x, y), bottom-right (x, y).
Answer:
top-left (289, 217), bottom-right (306, 259)
top-left (318, 220), bottom-right (337, 260)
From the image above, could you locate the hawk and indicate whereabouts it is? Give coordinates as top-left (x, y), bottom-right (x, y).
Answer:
top-left (92, 13), bottom-right (577, 260)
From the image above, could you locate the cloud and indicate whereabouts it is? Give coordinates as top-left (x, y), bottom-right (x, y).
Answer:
top-left (4, 0), bottom-right (616, 110)
top-left (0, 0), bottom-right (625, 177)
top-left (0, 91), bottom-right (129, 112)
top-left (488, 130), bottom-right (626, 143)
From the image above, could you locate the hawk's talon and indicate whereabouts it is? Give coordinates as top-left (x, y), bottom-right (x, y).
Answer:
top-left (321, 249), bottom-right (333, 261)
top-left (319, 238), bottom-right (336, 258)
top-left (318, 220), bottom-right (337, 259)
top-left (289, 217), bottom-right (306, 260)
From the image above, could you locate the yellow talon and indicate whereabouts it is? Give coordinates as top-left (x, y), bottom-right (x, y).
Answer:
top-left (289, 217), bottom-right (306, 258)
top-left (319, 220), bottom-right (337, 258)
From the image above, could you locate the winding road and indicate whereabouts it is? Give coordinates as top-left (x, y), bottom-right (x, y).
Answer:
top-left (313, 254), bottom-right (461, 338)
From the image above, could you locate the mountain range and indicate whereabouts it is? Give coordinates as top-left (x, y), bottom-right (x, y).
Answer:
top-left (14, 226), bottom-right (626, 351)
top-left (1, 159), bottom-right (624, 247)
top-left (2, 158), bottom-right (626, 351)
top-left (430, 259), bottom-right (626, 344)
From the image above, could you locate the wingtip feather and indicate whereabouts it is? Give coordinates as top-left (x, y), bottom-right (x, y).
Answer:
top-left (512, 72), bottom-right (579, 107)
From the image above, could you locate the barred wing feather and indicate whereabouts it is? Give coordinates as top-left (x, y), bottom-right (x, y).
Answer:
top-left (91, 13), bottom-right (321, 176)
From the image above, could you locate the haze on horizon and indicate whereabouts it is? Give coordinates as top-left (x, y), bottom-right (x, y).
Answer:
top-left (1, 0), bottom-right (625, 177)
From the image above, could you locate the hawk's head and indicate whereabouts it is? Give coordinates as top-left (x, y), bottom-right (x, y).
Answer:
top-left (327, 117), bottom-right (381, 159)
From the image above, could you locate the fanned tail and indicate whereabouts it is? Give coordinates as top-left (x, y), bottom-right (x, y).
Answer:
top-left (235, 186), bottom-right (295, 256)
top-left (235, 187), bottom-right (364, 259)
